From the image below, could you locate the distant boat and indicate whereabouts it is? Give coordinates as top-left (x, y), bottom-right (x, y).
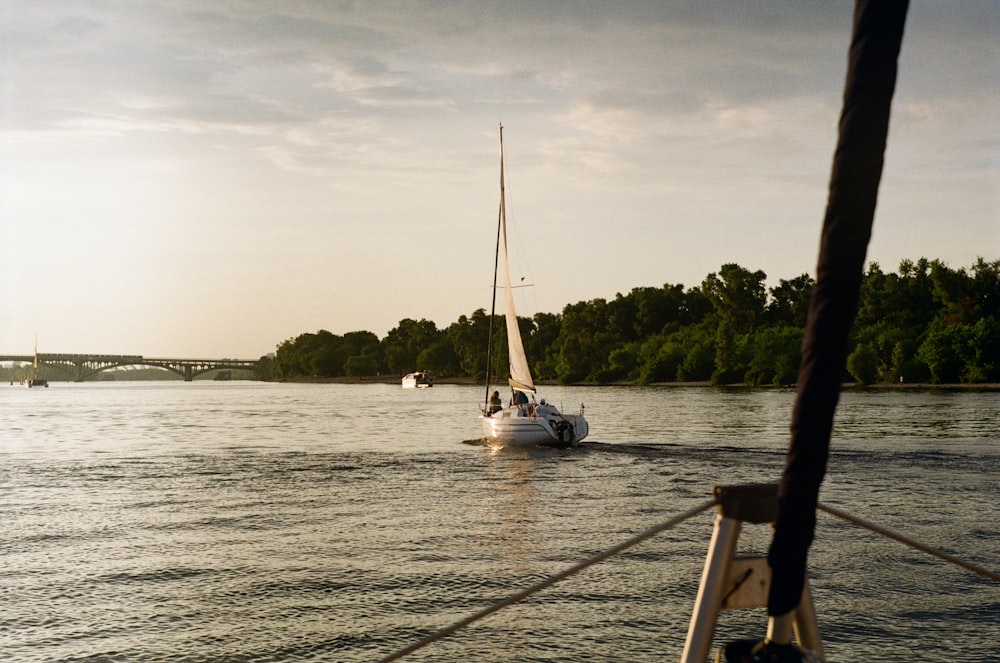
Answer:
top-left (26, 339), bottom-right (48, 388)
top-left (479, 125), bottom-right (588, 447)
top-left (401, 371), bottom-right (433, 389)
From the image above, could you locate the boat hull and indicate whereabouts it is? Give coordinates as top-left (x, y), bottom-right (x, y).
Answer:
top-left (401, 372), bottom-right (433, 389)
top-left (480, 409), bottom-right (588, 447)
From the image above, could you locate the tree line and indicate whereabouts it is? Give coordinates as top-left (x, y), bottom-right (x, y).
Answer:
top-left (256, 258), bottom-right (999, 386)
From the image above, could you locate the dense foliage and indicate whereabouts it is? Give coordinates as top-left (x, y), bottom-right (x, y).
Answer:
top-left (256, 258), bottom-right (1000, 386)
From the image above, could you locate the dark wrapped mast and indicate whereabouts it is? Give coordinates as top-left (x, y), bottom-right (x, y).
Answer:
top-left (767, 0), bottom-right (910, 618)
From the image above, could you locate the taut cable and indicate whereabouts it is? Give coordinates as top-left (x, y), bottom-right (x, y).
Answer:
top-left (377, 498), bottom-right (995, 662)
top-left (376, 498), bottom-right (718, 662)
top-left (819, 502), bottom-right (999, 581)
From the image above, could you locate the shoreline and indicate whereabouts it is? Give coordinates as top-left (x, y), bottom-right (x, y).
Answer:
top-left (286, 375), bottom-right (1000, 391)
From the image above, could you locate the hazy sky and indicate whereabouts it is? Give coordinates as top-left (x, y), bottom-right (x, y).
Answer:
top-left (2, 1), bottom-right (997, 359)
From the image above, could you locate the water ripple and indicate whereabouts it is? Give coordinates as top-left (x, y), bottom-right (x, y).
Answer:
top-left (1, 383), bottom-right (997, 662)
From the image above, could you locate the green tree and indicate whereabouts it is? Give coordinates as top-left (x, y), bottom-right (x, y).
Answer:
top-left (552, 299), bottom-right (616, 383)
top-left (897, 258), bottom-right (937, 328)
top-left (607, 292), bottom-right (640, 342)
top-left (702, 264), bottom-right (768, 335)
top-left (703, 264), bottom-right (767, 383)
top-left (254, 355), bottom-right (279, 381)
top-left (858, 259), bottom-right (936, 331)
top-left (637, 334), bottom-right (687, 384)
top-left (382, 318), bottom-right (440, 375)
top-left (765, 274), bottom-right (814, 328)
top-left (917, 322), bottom-right (967, 384)
top-left (971, 258), bottom-right (1000, 318)
top-left (416, 337), bottom-right (460, 376)
top-left (745, 326), bottom-right (803, 386)
top-left (263, 257), bottom-right (995, 386)
top-left (594, 343), bottom-right (639, 384)
top-left (852, 321), bottom-right (924, 383)
top-left (931, 257), bottom-right (1000, 324)
top-left (890, 339), bottom-right (931, 383)
top-left (444, 309), bottom-right (492, 380)
top-left (920, 316), bottom-right (1000, 384)
top-left (855, 262), bottom-right (893, 329)
top-left (342, 330), bottom-right (381, 360)
top-left (649, 284), bottom-right (688, 331)
top-left (308, 330), bottom-right (344, 376)
top-left (527, 311), bottom-right (562, 381)
top-left (344, 354), bottom-right (379, 377)
top-left (341, 331), bottom-right (382, 376)
top-left (677, 338), bottom-right (715, 382)
top-left (711, 319), bottom-right (745, 384)
top-left (637, 324), bottom-right (712, 384)
top-left (966, 316), bottom-right (1000, 382)
top-left (274, 331), bottom-right (331, 377)
top-left (931, 260), bottom-right (977, 325)
top-left (847, 343), bottom-right (879, 385)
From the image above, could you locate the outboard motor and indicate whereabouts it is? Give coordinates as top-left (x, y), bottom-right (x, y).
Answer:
top-left (555, 421), bottom-right (575, 446)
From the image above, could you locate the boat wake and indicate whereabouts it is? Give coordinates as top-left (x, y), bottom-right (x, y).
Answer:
top-left (462, 437), bottom-right (681, 456)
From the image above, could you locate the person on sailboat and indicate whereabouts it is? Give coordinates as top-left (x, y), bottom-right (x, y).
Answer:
top-left (512, 390), bottom-right (529, 416)
top-left (489, 391), bottom-right (503, 415)
top-left (534, 399), bottom-right (556, 420)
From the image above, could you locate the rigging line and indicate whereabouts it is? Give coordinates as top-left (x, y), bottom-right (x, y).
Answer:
top-left (375, 498), bottom-right (718, 663)
top-left (497, 133), bottom-right (538, 311)
top-left (818, 502), bottom-right (1000, 582)
top-left (484, 124), bottom-right (505, 411)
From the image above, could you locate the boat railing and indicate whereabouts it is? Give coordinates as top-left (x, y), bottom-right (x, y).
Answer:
top-left (375, 483), bottom-right (999, 663)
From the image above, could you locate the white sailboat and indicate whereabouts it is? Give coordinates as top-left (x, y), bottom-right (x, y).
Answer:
top-left (480, 125), bottom-right (588, 447)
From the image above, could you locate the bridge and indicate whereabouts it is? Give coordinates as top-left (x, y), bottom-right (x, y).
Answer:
top-left (0, 354), bottom-right (260, 382)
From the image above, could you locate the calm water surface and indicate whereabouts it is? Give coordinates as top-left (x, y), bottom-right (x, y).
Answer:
top-left (2, 382), bottom-right (997, 661)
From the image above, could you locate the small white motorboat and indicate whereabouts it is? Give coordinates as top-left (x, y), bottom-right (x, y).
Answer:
top-left (401, 371), bottom-right (433, 388)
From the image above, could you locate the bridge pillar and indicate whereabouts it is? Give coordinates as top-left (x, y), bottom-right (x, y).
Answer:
top-left (184, 365), bottom-right (193, 381)
top-left (74, 361), bottom-right (85, 382)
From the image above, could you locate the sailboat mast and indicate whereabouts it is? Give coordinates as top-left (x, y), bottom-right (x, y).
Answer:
top-left (484, 123), bottom-right (505, 412)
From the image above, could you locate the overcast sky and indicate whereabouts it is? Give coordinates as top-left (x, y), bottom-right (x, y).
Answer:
top-left (2, 1), bottom-right (997, 359)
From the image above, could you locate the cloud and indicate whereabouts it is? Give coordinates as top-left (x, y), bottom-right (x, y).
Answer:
top-left (2, 0), bottom-right (996, 356)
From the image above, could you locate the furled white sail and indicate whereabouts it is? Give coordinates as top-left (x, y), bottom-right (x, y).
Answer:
top-left (498, 132), bottom-right (535, 395)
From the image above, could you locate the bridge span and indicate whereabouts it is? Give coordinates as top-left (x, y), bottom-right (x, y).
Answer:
top-left (0, 354), bottom-right (260, 382)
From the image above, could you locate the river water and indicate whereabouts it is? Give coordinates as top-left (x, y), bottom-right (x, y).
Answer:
top-left (1, 382), bottom-right (997, 662)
